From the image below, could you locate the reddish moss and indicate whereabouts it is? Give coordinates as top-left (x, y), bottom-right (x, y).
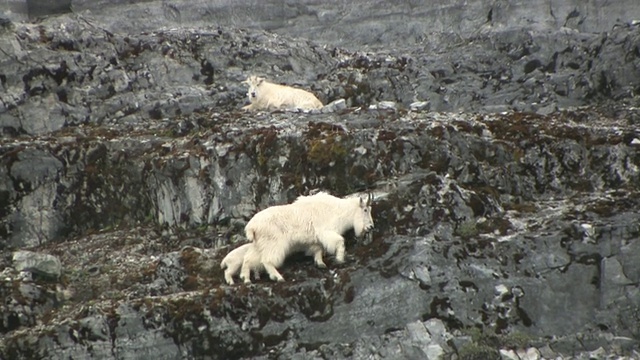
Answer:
top-left (504, 202), bottom-right (537, 213)
top-left (477, 217), bottom-right (513, 236)
top-left (182, 275), bottom-right (200, 291)
top-left (452, 120), bottom-right (483, 136)
top-left (180, 247), bottom-right (201, 270)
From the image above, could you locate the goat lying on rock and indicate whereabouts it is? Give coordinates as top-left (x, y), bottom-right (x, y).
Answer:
top-left (240, 192), bottom-right (374, 283)
top-left (241, 75), bottom-right (323, 111)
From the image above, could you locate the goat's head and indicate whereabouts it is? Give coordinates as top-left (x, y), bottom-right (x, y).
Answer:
top-left (354, 193), bottom-right (375, 237)
top-left (242, 76), bottom-right (265, 101)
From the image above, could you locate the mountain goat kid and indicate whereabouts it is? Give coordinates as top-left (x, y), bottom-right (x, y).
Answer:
top-left (220, 243), bottom-right (262, 285)
top-left (241, 75), bottom-right (323, 111)
top-left (240, 192), bottom-right (374, 283)
top-left (221, 242), bottom-right (334, 285)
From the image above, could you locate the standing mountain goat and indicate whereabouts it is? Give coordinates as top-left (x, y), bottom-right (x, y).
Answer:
top-left (241, 75), bottom-right (323, 111)
top-left (240, 192), bottom-right (374, 283)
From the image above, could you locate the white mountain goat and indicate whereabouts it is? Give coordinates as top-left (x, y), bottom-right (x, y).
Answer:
top-left (241, 75), bottom-right (323, 111)
top-left (221, 242), bottom-right (332, 285)
top-left (220, 243), bottom-right (262, 285)
top-left (240, 192), bottom-right (374, 283)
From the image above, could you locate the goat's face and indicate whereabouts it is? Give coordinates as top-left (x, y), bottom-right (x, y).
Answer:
top-left (354, 194), bottom-right (375, 237)
top-left (246, 85), bottom-right (258, 101)
top-left (243, 76), bottom-right (264, 102)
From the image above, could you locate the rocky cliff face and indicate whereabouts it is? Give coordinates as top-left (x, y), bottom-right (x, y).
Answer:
top-left (7, 0), bottom-right (640, 35)
top-left (1, 1), bottom-right (639, 359)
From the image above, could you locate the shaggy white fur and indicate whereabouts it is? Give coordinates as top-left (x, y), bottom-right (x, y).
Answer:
top-left (220, 243), bottom-right (262, 285)
top-left (240, 192), bottom-right (374, 283)
top-left (242, 76), bottom-right (323, 111)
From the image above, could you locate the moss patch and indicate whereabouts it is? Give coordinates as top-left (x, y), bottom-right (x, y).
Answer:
top-left (462, 326), bottom-right (535, 351)
top-left (455, 220), bottom-right (479, 239)
top-left (457, 342), bottom-right (499, 360)
top-left (307, 136), bottom-right (348, 167)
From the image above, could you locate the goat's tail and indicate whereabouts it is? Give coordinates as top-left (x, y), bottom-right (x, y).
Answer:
top-left (245, 226), bottom-right (256, 242)
top-left (220, 257), bottom-right (228, 270)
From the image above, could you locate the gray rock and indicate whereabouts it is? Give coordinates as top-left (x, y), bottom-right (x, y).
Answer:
top-left (0, 12), bottom-right (12, 30)
top-left (425, 344), bottom-right (444, 360)
top-left (537, 344), bottom-right (557, 359)
top-left (0, 2), bottom-right (640, 359)
top-left (369, 101), bottom-right (397, 111)
top-left (409, 101), bottom-right (430, 112)
top-left (322, 98), bottom-right (347, 113)
top-left (26, 0), bottom-right (71, 19)
top-left (535, 102), bottom-right (557, 116)
top-left (424, 319), bottom-right (448, 347)
top-left (520, 347), bottom-right (541, 360)
top-left (405, 320), bottom-right (431, 344)
top-left (500, 349), bottom-right (519, 360)
top-left (12, 250), bottom-right (62, 279)
top-left (61, 0), bottom-right (640, 43)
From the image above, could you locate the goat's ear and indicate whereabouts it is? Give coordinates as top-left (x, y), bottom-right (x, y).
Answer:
top-left (359, 196), bottom-right (365, 207)
top-left (256, 77), bottom-right (265, 84)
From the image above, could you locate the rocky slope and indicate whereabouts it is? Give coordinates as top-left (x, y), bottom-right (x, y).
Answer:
top-left (1, 1), bottom-right (640, 359)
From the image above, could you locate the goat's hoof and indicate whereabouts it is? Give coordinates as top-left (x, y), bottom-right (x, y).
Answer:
top-left (316, 263), bottom-right (327, 269)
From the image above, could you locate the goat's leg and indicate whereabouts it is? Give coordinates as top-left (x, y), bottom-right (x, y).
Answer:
top-left (240, 258), bottom-right (253, 284)
top-left (224, 269), bottom-right (235, 285)
top-left (262, 262), bottom-right (285, 282)
top-left (307, 244), bottom-right (327, 268)
top-left (225, 261), bottom-right (242, 285)
top-left (241, 243), bottom-right (270, 284)
top-left (319, 231), bottom-right (346, 264)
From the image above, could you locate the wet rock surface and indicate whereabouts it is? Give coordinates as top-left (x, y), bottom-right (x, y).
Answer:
top-left (1, 1), bottom-right (640, 359)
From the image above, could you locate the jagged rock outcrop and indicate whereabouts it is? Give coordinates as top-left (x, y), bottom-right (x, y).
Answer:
top-left (2, 107), bottom-right (639, 358)
top-left (7, 0), bottom-right (638, 41)
top-left (1, 1), bottom-right (640, 359)
top-left (2, 9), bottom-right (640, 139)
